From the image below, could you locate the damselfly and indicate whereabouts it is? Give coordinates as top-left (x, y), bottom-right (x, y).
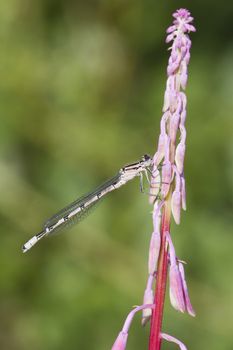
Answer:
top-left (22, 154), bottom-right (154, 252)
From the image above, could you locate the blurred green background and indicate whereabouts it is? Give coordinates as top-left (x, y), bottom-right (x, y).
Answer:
top-left (0, 1), bottom-right (232, 349)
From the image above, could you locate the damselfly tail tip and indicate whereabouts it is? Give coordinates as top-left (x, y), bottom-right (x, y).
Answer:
top-left (22, 236), bottom-right (37, 253)
top-left (22, 230), bottom-right (46, 253)
top-left (22, 244), bottom-right (29, 253)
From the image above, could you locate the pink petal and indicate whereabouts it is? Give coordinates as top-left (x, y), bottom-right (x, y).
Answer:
top-left (180, 64), bottom-right (188, 89)
top-left (169, 112), bottom-right (180, 144)
top-left (161, 332), bottom-right (187, 350)
top-left (155, 134), bottom-right (167, 165)
top-left (171, 190), bottom-right (181, 224)
top-left (163, 90), bottom-right (170, 111)
top-left (149, 168), bottom-right (161, 204)
top-left (186, 24), bottom-right (196, 32)
top-left (111, 331), bottom-right (128, 350)
top-left (161, 161), bottom-right (172, 198)
top-left (178, 262), bottom-right (196, 316)
top-left (166, 32), bottom-right (175, 43)
top-left (181, 176), bottom-right (186, 210)
top-left (165, 231), bottom-right (176, 266)
top-left (175, 142), bottom-right (185, 174)
top-left (166, 25), bottom-right (176, 34)
top-left (148, 231), bottom-right (161, 275)
top-left (169, 264), bottom-right (186, 313)
top-left (142, 287), bottom-right (154, 326)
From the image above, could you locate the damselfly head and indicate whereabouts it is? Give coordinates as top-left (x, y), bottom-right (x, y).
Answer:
top-left (142, 154), bottom-right (151, 162)
top-left (140, 154), bottom-right (152, 168)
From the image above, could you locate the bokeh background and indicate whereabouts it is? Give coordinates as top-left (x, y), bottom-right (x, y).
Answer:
top-left (0, 1), bottom-right (232, 349)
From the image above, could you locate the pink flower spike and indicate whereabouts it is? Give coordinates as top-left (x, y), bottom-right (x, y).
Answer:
top-left (111, 331), bottom-right (128, 350)
top-left (148, 9), bottom-right (195, 349)
top-left (161, 332), bottom-right (187, 350)
top-left (178, 262), bottom-right (196, 317)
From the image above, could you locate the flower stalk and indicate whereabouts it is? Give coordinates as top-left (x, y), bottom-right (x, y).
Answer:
top-left (111, 8), bottom-right (195, 350)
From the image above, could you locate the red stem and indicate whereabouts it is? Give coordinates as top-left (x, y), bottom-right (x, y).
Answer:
top-left (149, 201), bottom-right (171, 350)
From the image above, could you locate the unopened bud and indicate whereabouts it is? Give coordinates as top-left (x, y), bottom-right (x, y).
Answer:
top-left (171, 190), bottom-right (181, 225)
top-left (142, 287), bottom-right (154, 326)
top-left (175, 142), bottom-right (185, 174)
top-left (169, 112), bottom-right (180, 144)
top-left (148, 231), bottom-right (161, 275)
top-left (111, 331), bottom-right (128, 350)
top-left (161, 161), bottom-right (172, 197)
top-left (181, 176), bottom-right (186, 210)
top-left (169, 264), bottom-right (186, 313)
top-left (178, 262), bottom-right (196, 317)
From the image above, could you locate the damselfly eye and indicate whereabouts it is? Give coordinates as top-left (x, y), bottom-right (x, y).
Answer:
top-left (142, 154), bottom-right (151, 161)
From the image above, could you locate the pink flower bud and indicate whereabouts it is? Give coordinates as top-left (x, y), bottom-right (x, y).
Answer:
top-left (142, 287), bottom-right (154, 326)
top-left (149, 169), bottom-right (161, 204)
top-left (166, 232), bottom-right (195, 316)
top-left (154, 133), bottom-right (167, 166)
top-left (169, 112), bottom-right (180, 144)
top-left (175, 142), bottom-right (185, 174)
top-left (186, 24), bottom-right (196, 32)
top-left (166, 232), bottom-right (188, 313)
top-left (111, 331), bottom-right (128, 350)
top-left (152, 202), bottom-right (162, 232)
top-left (181, 176), bottom-right (186, 210)
top-left (180, 109), bottom-right (186, 127)
top-left (167, 60), bottom-right (180, 76)
top-left (166, 25), bottom-right (176, 34)
top-left (171, 190), bottom-right (181, 225)
top-left (148, 231), bottom-right (161, 275)
top-left (163, 90), bottom-right (170, 112)
top-left (169, 264), bottom-right (186, 313)
top-left (169, 90), bottom-right (178, 112)
top-left (178, 262), bottom-right (196, 316)
top-left (165, 231), bottom-right (176, 266)
top-left (161, 161), bottom-right (172, 197)
top-left (161, 332), bottom-right (187, 350)
top-left (180, 62), bottom-right (188, 89)
top-left (111, 304), bottom-right (155, 348)
top-left (165, 32), bottom-right (175, 43)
